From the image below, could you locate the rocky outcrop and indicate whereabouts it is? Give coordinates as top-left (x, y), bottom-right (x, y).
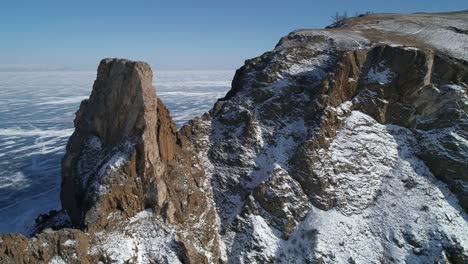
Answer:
top-left (288, 45), bottom-right (468, 212)
top-left (1, 58), bottom-right (221, 263)
top-left (188, 12), bottom-right (468, 263)
top-left (61, 58), bottom-right (163, 230)
top-left (1, 11), bottom-right (468, 264)
top-left (0, 229), bottom-right (95, 264)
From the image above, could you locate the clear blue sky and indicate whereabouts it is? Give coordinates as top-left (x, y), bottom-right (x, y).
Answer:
top-left (0, 0), bottom-right (466, 70)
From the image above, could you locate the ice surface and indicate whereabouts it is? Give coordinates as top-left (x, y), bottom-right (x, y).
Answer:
top-left (155, 70), bottom-right (234, 126)
top-left (0, 171), bottom-right (30, 190)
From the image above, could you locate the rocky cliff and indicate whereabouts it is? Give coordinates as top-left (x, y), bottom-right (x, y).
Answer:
top-left (1, 11), bottom-right (468, 264)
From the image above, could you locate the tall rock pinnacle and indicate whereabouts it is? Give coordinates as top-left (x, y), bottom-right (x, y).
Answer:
top-left (57, 58), bottom-right (221, 262)
top-left (61, 58), bottom-right (172, 229)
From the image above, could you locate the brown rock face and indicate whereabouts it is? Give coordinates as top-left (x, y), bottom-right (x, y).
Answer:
top-left (59, 58), bottom-right (220, 261)
top-left (288, 45), bottom-right (468, 212)
top-left (0, 229), bottom-right (96, 264)
top-left (61, 58), bottom-right (169, 229)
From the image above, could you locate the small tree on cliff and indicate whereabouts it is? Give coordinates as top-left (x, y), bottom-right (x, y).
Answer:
top-left (331, 11), bottom-right (348, 24)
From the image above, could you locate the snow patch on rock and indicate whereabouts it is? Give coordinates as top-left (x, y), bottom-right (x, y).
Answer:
top-left (367, 62), bottom-right (394, 85)
top-left (48, 256), bottom-right (67, 264)
top-left (274, 111), bottom-right (468, 263)
top-left (91, 209), bottom-right (181, 264)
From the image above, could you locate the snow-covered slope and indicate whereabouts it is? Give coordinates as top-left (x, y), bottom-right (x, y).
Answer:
top-left (187, 11), bottom-right (468, 263)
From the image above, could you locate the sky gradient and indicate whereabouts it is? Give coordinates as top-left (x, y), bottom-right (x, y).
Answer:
top-left (1, 0), bottom-right (466, 71)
